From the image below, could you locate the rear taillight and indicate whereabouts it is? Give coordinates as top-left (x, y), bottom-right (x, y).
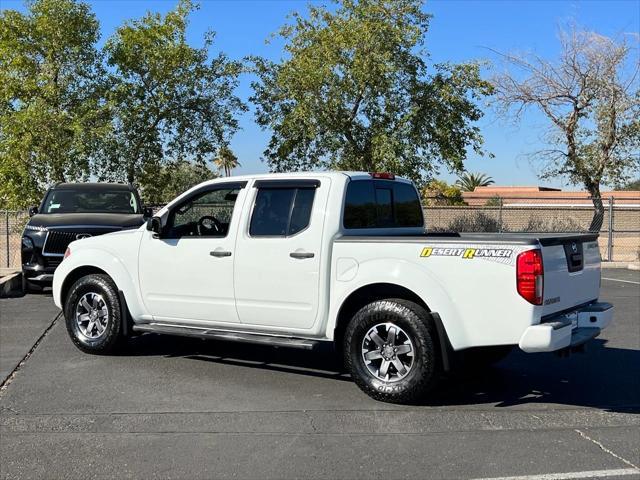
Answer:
top-left (370, 172), bottom-right (395, 180)
top-left (516, 249), bottom-right (544, 305)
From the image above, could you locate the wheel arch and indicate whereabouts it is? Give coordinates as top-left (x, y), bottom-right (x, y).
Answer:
top-left (60, 265), bottom-right (109, 309)
top-left (332, 283), bottom-right (453, 371)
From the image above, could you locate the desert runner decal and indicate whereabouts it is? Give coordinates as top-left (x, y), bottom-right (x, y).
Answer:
top-left (420, 247), bottom-right (513, 259)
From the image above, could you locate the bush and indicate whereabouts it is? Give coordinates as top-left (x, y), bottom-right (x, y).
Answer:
top-left (446, 212), bottom-right (503, 232)
top-left (522, 217), bottom-right (584, 232)
top-left (484, 195), bottom-right (502, 207)
top-left (422, 180), bottom-right (466, 206)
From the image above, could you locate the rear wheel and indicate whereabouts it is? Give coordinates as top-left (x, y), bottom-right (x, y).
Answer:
top-left (64, 274), bottom-right (123, 354)
top-left (343, 299), bottom-right (439, 404)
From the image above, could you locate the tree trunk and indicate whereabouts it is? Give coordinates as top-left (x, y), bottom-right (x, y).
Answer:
top-left (587, 184), bottom-right (605, 232)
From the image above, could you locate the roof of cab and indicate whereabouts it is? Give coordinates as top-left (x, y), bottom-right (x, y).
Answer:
top-left (51, 182), bottom-right (135, 191)
top-left (202, 171), bottom-right (412, 185)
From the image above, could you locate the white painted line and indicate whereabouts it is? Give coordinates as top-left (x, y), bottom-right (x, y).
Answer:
top-left (602, 277), bottom-right (640, 285)
top-left (470, 467), bottom-right (640, 480)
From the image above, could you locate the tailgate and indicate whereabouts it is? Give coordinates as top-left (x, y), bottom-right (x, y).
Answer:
top-left (539, 234), bottom-right (601, 316)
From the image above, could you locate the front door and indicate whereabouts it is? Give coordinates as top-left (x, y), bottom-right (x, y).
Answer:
top-left (138, 182), bottom-right (247, 325)
top-left (234, 179), bottom-right (329, 330)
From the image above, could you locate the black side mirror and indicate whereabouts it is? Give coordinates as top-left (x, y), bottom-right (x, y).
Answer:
top-left (28, 206), bottom-right (38, 217)
top-left (147, 216), bottom-right (163, 236)
top-left (142, 206), bottom-right (153, 218)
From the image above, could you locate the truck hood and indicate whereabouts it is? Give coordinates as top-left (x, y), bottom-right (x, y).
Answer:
top-left (28, 213), bottom-right (145, 229)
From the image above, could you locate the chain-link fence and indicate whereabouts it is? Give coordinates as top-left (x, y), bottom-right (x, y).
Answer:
top-left (2, 195), bottom-right (639, 268)
top-left (424, 195), bottom-right (640, 262)
top-left (0, 210), bottom-right (29, 269)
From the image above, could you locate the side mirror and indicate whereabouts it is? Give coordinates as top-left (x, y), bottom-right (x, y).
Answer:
top-left (146, 216), bottom-right (163, 236)
top-left (28, 206), bottom-right (38, 217)
top-left (142, 206), bottom-right (153, 218)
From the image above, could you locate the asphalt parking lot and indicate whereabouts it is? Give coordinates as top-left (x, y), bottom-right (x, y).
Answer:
top-left (1, 269), bottom-right (638, 479)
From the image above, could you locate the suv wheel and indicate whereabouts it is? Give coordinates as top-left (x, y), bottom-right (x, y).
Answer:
top-left (343, 299), bottom-right (439, 404)
top-left (64, 274), bottom-right (123, 354)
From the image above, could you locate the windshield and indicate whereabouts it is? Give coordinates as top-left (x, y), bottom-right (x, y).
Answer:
top-left (42, 190), bottom-right (140, 214)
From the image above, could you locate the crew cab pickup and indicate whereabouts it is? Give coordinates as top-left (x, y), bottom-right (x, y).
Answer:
top-left (53, 172), bottom-right (613, 403)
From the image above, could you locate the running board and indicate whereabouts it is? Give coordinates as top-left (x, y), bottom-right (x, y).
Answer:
top-left (132, 323), bottom-right (320, 350)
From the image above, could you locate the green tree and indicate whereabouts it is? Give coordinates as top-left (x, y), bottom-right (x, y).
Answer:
top-left (250, 0), bottom-right (493, 186)
top-left (421, 179), bottom-right (465, 206)
top-left (455, 171), bottom-right (495, 192)
top-left (98, 0), bottom-right (245, 191)
top-left (0, 0), bottom-right (108, 208)
top-left (141, 160), bottom-right (218, 204)
top-left (214, 145), bottom-right (240, 177)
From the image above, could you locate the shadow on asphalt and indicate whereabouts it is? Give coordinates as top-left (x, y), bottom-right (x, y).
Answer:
top-left (123, 333), bottom-right (639, 413)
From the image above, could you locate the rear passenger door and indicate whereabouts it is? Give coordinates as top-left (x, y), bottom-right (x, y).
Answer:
top-left (233, 179), bottom-right (329, 330)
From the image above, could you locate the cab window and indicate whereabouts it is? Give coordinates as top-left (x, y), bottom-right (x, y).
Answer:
top-left (166, 186), bottom-right (241, 238)
top-left (250, 187), bottom-right (316, 237)
top-left (343, 180), bottom-right (423, 229)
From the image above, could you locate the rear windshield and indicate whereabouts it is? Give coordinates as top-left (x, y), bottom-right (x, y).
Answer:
top-left (42, 189), bottom-right (140, 214)
top-left (343, 180), bottom-right (423, 229)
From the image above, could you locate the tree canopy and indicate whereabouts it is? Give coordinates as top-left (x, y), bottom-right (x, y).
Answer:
top-left (0, 0), bottom-right (108, 208)
top-left (492, 27), bottom-right (640, 230)
top-left (455, 172), bottom-right (494, 192)
top-left (98, 0), bottom-right (245, 190)
top-left (250, 0), bottom-right (493, 186)
top-left (0, 0), bottom-right (244, 208)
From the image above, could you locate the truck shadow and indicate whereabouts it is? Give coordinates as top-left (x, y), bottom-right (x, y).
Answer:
top-left (126, 334), bottom-right (639, 413)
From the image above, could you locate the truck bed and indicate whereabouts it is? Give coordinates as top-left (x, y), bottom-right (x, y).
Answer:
top-left (336, 232), bottom-right (599, 246)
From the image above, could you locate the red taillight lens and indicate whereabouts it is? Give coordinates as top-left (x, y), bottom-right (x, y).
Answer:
top-left (63, 247), bottom-right (71, 259)
top-left (370, 172), bottom-right (395, 180)
top-left (516, 249), bottom-right (544, 305)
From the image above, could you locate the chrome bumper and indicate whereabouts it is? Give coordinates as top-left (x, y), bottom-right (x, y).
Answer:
top-left (519, 302), bottom-right (613, 353)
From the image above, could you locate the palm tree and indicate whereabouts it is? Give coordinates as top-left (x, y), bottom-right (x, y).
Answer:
top-left (455, 171), bottom-right (494, 192)
top-left (214, 146), bottom-right (240, 177)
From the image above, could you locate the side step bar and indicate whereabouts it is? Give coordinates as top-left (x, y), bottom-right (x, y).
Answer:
top-left (132, 323), bottom-right (321, 350)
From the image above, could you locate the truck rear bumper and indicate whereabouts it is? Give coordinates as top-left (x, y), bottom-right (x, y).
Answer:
top-left (519, 302), bottom-right (613, 353)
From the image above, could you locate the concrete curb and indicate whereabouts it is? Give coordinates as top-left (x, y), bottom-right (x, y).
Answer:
top-left (601, 261), bottom-right (640, 270)
top-left (0, 272), bottom-right (23, 298)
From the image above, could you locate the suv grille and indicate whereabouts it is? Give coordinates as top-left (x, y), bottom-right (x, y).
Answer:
top-left (42, 231), bottom-right (77, 255)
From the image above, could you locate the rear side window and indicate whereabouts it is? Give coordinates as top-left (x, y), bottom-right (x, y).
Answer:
top-left (250, 187), bottom-right (316, 236)
top-left (343, 180), bottom-right (423, 229)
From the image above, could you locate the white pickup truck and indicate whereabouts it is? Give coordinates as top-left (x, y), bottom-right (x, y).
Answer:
top-left (53, 172), bottom-right (613, 403)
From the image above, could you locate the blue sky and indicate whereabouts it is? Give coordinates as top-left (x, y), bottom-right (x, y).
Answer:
top-left (3, 0), bottom-right (639, 189)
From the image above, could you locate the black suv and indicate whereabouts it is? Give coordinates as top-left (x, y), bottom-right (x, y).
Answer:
top-left (21, 183), bottom-right (151, 291)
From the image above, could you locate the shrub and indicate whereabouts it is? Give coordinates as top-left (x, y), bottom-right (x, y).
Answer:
top-left (422, 180), bottom-right (465, 206)
top-left (446, 212), bottom-right (503, 232)
top-left (523, 217), bottom-right (584, 232)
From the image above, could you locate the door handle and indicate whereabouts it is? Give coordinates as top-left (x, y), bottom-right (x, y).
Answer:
top-left (290, 251), bottom-right (314, 259)
top-left (210, 250), bottom-right (232, 257)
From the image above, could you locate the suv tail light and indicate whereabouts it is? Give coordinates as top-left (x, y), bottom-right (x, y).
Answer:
top-left (516, 249), bottom-right (544, 305)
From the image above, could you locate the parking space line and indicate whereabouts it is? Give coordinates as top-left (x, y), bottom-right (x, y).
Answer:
top-left (602, 277), bottom-right (640, 285)
top-left (469, 467), bottom-right (640, 480)
top-left (0, 312), bottom-right (61, 395)
top-left (575, 429), bottom-right (640, 470)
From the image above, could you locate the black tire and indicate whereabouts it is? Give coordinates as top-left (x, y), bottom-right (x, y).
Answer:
top-left (343, 298), bottom-right (439, 404)
top-left (459, 345), bottom-right (514, 370)
top-left (64, 274), bottom-right (123, 354)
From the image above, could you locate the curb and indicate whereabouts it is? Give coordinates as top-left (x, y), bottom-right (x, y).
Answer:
top-left (601, 261), bottom-right (640, 270)
top-left (0, 272), bottom-right (23, 298)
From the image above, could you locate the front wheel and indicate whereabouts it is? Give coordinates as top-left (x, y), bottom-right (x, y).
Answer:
top-left (343, 299), bottom-right (440, 404)
top-left (64, 274), bottom-right (123, 354)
